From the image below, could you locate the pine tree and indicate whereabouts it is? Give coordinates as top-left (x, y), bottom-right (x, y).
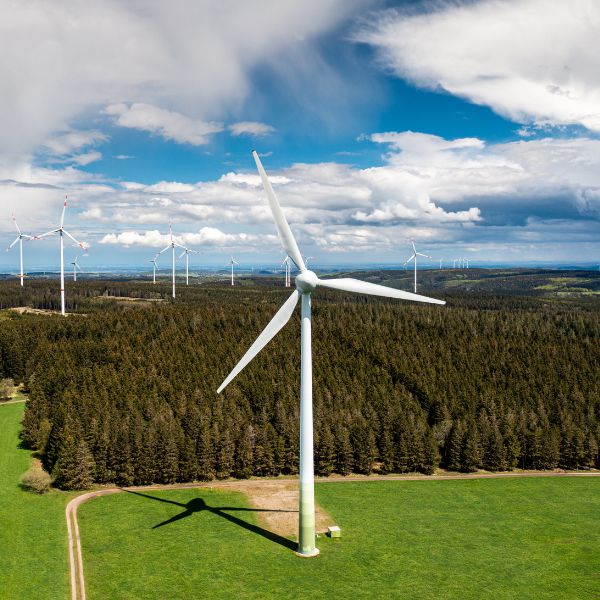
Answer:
top-left (315, 423), bottom-right (335, 476)
top-left (53, 438), bottom-right (95, 490)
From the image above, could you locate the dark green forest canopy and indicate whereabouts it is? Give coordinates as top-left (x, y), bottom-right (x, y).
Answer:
top-left (0, 274), bottom-right (598, 489)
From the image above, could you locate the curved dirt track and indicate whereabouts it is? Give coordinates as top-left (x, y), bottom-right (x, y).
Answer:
top-left (66, 470), bottom-right (600, 600)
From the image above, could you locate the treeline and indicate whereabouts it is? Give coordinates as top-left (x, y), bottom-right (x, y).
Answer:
top-left (0, 280), bottom-right (598, 489)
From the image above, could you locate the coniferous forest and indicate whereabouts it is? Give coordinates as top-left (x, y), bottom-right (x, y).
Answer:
top-left (0, 274), bottom-right (598, 489)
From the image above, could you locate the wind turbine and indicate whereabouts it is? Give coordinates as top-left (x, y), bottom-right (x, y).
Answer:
top-left (404, 241), bottom-right (432, 293)
top-left (156, 224), bottom-right (186, 298)
top-left (179, 247), bottom-right (199, 285)
top-left (70, 256), bottom-right (81, 282)
top-left (217, 151), bottom-right (445, 557)
top-left (149, 257), bottom-right (160, 284)
top-left (6, 214), bottom-right (33, 287)
top-left (282, 255), bottom-right (291, 287)
top-left (36, 198), bottom-right (86, 316)
top-left (228, 257), bottom-right (239, 286)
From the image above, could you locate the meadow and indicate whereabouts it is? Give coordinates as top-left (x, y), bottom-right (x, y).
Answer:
top-left (0, 402), bottom-right (72, 599)
top-left (78, 477), bottom-right (600, 599)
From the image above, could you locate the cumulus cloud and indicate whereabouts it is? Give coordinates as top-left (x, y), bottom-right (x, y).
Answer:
top-left (100, 227), bottom-right (276, 249)
top-left (105, 103), bottom-right (224, 146)
top-left (3, 130), bottom-right (600, 260)
top-left (357, 0), bottom-right (600, 131)
top-left (228, 121), bottom-right (276, 137)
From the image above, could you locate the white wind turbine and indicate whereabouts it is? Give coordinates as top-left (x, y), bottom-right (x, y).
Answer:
top-left (149, 257), bottom-right (160, 284)
top-left (155, 224), bottom-right (186, 298)
top-left (70, 256), bottom-right (81, 282)
top-left (217, 151), bottom-right (446, 558)
top-left (6, 214), bottom-right (33, 287)
top-left (228, 256), bottom-right (239, 286)
top-left (36, 198), bottom-right (86, 316)
top-left (179, 247), bottom-right (199, 285)
top-left (404, 241), bottom-right (432, 293)
top-left (282, 255), bottom-right (291, 287)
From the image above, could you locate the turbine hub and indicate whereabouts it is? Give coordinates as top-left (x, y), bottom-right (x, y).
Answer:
top-left (295, 270), bottom-right (318, 293)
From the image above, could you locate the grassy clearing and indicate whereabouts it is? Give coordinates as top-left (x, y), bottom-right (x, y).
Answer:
top-left (0, 402), bottom-right (72, 599)
top-left (79, 477), bottom-right (599, 600)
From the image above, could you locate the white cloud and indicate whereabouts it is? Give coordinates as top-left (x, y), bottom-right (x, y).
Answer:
top-left (0, 0), bottom-right (369, 159)
top-left (105, 103), bottom-right (224, 146)
top-left (357, 0), bottom-right (600, 131)
top-left (100, 227), bottom-right (276, 249)
top-left (3, 130), bottom-right (600, 260)
top-left (228, 121), bottom-right (276, 137)
top-left (71, 151), bottom-right (102, 166)
top-left (43, 130), bottom-right (108, 156)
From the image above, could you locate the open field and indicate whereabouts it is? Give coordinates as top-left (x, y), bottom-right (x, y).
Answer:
top-left (78, 477), bottom-right (600, 600)
top-left (0, 402), bottom-right (72, 599)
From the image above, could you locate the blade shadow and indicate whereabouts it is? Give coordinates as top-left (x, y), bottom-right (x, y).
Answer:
top-left (122, 489), bottom-right (298, 551)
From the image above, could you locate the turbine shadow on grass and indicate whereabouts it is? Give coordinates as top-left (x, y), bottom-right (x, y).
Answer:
top-left (122, 489), bottom-right (298, 551)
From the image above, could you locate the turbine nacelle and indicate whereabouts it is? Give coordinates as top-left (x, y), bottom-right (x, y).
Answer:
top-left (295, 270), bottom-right (318, 293)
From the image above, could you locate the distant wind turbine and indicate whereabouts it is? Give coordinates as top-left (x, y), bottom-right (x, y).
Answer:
top-left (155, 224), bottom-right (186, 298)
top-left (70, 256), bottom-right (81, 282)
top-left (282, 255), bottom-right (291, 287)
top-left (179, 247), bottom-right (199, 285)
top-left (404, 241), bottom-right (432, 293)
top-left (149, 257), bottom-right (159, 284)
top-left (6, 214), bottom-right (33, 287)
top-left (217, 151), bottom-right (446, 558)
top-left (228, 257), bottom-right (239, 286)
top-left (36, 198), bottom-right (86, 316)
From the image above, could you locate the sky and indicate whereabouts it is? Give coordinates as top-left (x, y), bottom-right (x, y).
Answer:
top-left (1, 0), bottom-right (599, 271)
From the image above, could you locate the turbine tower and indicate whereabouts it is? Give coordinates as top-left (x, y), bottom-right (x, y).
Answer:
top-left (217, 151), bottom-right (446, 557)
top-left (6, 214), bottom-right (33, 287)
top-left (179, 247), bottom-right (199, 285)
top-left (404, 241), bottom-right (432, 293)
top-left (36, 198), bottom-right (86, 316)
top-left (282, 255), bottom-right (291, 287)
top-left (70, 256), bottom-right (81, 282)
top-left (149, 257), bottom-right (159, 284)
top-left (156, 224), bottom-right (186, 298)
top-left (228, 257), bottom-right (239, 286)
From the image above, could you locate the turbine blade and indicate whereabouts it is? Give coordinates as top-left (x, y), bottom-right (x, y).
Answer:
top-left (60, 198), bottom-right (67, 228)
top-left (316, 278), bottom-right (445, 305)
top-left (404, 255), bottom-right (416, 265)
top-left (178, 250), bottom-right (186, 259)
top-left (416, 252), bottom-right (431, 258)
top-left (35, 229), bottom-right (59, 239)
top-left (7, 236), bottom-right (20, 250)
top-left (157, 245), bottom-right (171, 255)
top-left (63, 229), bottom-right (85, 248)
top-left (12, 215), bottom-right (21, 235)
top-left (252, 151), bottom-right (306, 272)
top-left (217, 289), bottom-right (301, 393)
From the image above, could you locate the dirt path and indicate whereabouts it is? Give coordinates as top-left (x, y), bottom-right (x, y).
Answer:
top-left (0, 398), bottom-right (26, 405)
top-left (66, 471), bottom-right (600, 600)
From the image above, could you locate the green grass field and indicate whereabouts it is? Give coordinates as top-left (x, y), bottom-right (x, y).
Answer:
top-left (0, 402), bottom-right (72, 599)
top-left (79, 477), bottom-right (600, 600)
